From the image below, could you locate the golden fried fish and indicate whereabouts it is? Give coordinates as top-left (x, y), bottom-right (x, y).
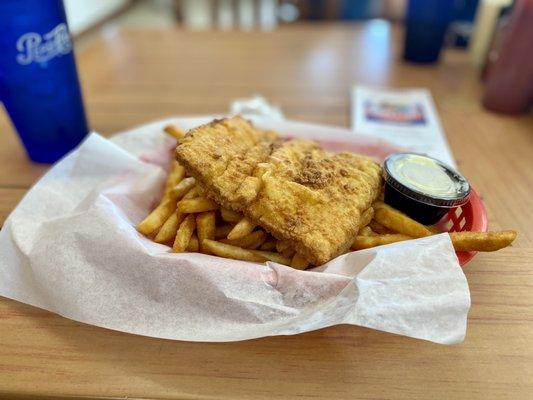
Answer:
top-left (176, 116), bottom-right (382, 265)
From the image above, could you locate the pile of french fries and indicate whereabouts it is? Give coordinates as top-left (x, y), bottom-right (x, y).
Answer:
top-left (351, 202), bottom-right (517, 253)
top-left (136, 157), bottom-right (301, 267)
top-left (136, 125), bottom-right (517, 269)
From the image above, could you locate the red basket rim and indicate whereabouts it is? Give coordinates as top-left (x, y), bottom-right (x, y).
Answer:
top-left (456, 188), bottom-right (488, 267)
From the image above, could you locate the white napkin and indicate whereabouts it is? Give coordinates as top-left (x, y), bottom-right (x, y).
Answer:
top-left (0, 117), bottom-right (470, 344)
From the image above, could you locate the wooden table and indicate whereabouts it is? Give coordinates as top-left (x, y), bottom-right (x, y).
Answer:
top-left (1, 22), bottom-right (532, 400)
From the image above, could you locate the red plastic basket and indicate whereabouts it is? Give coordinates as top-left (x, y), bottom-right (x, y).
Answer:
top-left (437, 188), bottom-right (488, 267)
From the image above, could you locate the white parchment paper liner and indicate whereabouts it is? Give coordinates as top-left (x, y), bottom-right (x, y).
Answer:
top-left (0, 117), bottom-right (470, 344)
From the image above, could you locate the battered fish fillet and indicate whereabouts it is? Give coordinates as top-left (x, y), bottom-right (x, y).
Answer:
top-left (176, 117), bottom-right (382, 265)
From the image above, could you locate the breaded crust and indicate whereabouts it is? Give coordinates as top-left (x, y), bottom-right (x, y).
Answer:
top-left (176, 116), bottom-right (382, 265)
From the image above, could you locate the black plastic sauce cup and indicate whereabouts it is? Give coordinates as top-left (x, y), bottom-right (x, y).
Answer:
top-left (383, 153), bottom-right (471, 225)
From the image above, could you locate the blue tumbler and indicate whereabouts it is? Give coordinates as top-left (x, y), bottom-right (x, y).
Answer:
top-left (403, 0), bottom-right (455, 63)
top-left (0, 0), bottom-right (88, 163)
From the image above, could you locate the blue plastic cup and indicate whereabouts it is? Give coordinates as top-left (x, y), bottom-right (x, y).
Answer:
top-left (403, 0), bottom-right (455, 63)
top-left (0, 0), bottom-right (88, 163)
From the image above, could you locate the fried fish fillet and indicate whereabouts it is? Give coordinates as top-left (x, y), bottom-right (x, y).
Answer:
top-left (176, 117), bottom-right (382, 265)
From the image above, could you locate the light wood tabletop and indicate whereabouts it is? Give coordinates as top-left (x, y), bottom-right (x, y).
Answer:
top-left (0, 22), bottom-right (532, 400)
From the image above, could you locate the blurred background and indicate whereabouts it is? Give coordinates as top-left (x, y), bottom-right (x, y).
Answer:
top-left (0, 0), bottom-right (530, 165)
top-left (63, 0), bottom-right (483, 33)
top-left (65, 0), bottom-right (527, 115)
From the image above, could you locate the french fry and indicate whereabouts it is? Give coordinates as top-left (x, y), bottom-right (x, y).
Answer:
top-left (290, 253), bottom-right (310, 270)
top-left (154, 211), bottom-right (185, 243)
top-left (368, 220), bottom-right (394, 234)
top-left (351, 234), bottom-right (412, 250)
top-left (227, 217), bottom-right (256, 240)
top-left (260, 239), bottom-right (277, 251)
top-left (196, 211), bottom-right (216, 252)
top-left (202, 240), bottom-right (268, 263)
top-left (247, 232), bottom-right (267, 250)
top-left (221, 208), bottom-right (242, 223)
top-left (251, 250), bottom-right (291, 265)
top-left (449, 230), bottom-right (517, 252)
top-left (215, 225), bottom-right (234, 239)
top-left (137, 197), bottom-right (177, 236)
top-left (183, 186), bottom-right (198, 199)
top-left (185, 234), bottom-right (199, 252)
top-left (171, 177), bottom-right (196, 199)
top-left (276, 240), bottom-right (292, 254)
top-left (427, 224), bottom-right (441, 234)
top-left (221, 230), bottom-right (266, 249)
top-left (164, 161), bottom-right (186, 197)
top-left (164, 124), bottom-right (186, 140)
top-left (172, 214), bottom-right (196, 252)
top-left (359, 226), bottom-right (376, 237)
top-left (196, 184), bottom-right (206, 196)
top-left (177, 197), bottom-right (219, 213)
top-left (360, 207), bottom-right (374, 228)
top-left (373, 202), bottom-right (432, 238)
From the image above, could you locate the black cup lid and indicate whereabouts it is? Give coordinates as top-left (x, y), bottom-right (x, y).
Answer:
top-left (383, 153), bottom-right (471, 208)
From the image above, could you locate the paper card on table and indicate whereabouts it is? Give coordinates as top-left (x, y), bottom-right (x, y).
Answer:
top-left (351, 86), bottom-right (456, 168)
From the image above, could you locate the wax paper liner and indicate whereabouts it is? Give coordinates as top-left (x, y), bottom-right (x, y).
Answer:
top-left (0, 116), bottom-right (470, 344)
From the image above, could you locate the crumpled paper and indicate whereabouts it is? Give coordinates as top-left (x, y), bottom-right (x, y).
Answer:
top-left (0, 116), bottom-right (470, 344)
top-left (230, 95), bottom-right (285, 121)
